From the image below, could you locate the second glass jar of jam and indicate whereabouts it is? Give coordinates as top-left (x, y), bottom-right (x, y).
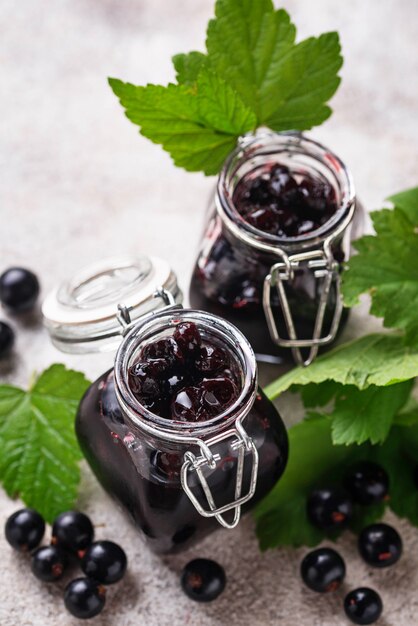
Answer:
top-left (189, 132), bottom-right (362, 366)
top-left (43, 256), bottom-right (288, 554)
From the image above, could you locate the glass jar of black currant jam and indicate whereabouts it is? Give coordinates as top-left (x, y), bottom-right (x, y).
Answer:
top-left (189, 132), bottom-right (362, 366)
top-left (43, 256), bottom-right (288, 554)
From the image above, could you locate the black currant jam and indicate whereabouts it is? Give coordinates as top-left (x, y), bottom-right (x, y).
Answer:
top-left (189, 132), bottom-right (360, 364)
top-left (127, 322), bottom-right (241, 421)
top-left (233, 164), bottom-right (338, 238)
top-left (76, 310), bottom-right (288, 554)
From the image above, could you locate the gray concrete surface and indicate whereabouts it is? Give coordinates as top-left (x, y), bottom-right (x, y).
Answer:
top-left (1, 0), bottom-right (417, 624)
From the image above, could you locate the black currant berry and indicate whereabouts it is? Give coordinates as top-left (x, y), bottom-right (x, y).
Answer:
top-left (300, 547), bottom-right (346, 593)
top-left (307, 487), bottom-right (353, 531)
top-left (181, 558), bottom-right (226, 602)
top-left (64, 577), bottom-right (106, 619)
top-left (52, 511), bottom-right (94, 554)
top-left (31, 545), bottom-right (68, 582)
top-left (343, 461), bottom-right (389, 505)
top-left (5, 509), bottom-right (45, 552)
top-left (81, 540), bottom-right (127, 584)
top-left (0, 321), bottom-right (14, 357)
top-left (344, 588), bottom-right (383, 625)
top-left (0, 267), bottom-right (40, 312)
top-left (358, 523), bottom-right (402, 568)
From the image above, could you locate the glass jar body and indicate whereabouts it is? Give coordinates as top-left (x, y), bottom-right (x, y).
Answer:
top-left (189, 133), bottom-right (364, 364)
top-left (189, 209), bottom-right (362, 362)
top-left (76, 369), bottom-right (288, 554)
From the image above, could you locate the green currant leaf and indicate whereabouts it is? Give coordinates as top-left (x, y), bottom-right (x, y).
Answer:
top-left (110, 1), bottom-right (343, 174)
top-left (172, 51), bottom-right (208, 85)
top-left (206, 1), bottom-right (341, 128)
top-left (342, 192), bottom-right (418, 344)
top-left (330, 381), bottom-right (414, 445)
top-left (265, 334), bottom-right (418, 399)
top-left (387, 186), bottom-right (418, 224)
top-left (196, 68), bottom-right (257, 134)
top-left (108, 78), bottom-right (252, 175)
top-left (0, 365), bottom-right (90, 522)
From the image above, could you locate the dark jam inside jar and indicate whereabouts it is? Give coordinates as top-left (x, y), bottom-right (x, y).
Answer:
top-left (127, 322), bottom-right (241, 422)
top-left (232, 163), bottom-right (338, 238)
top-left (189, 138), bottom-right (354, 364)
top-left (76, 318), bottom-right (288, 554)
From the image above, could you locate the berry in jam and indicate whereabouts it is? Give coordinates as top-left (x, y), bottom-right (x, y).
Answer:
top-left (233, 163), bottom-right (338, 238)
top-left (128, 322), bottom-right (240, 421)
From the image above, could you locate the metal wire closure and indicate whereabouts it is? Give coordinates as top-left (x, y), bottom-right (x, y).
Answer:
top-left (114, 296), bottom-right (259, 530)
top-left (180, 412), bottom-right (259, 529)
top-left (116, 287), bottom-right (179, 335)
top-left (263, 245), bottom-right (342, 367)
top-left (215, 131), bottom-right (357, 367)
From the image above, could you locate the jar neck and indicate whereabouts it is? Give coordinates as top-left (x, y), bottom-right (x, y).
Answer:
top-left (216, 131), bottom-right (356, 255)
top-left (113, 307), bottom-right (258, 444)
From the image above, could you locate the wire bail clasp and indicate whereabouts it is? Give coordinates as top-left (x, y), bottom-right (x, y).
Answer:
top-left (180, 417), bottom-right (259, 530)
top-left (116, 287), bottom-right (180, 335)
top-left (263, 245), bottom-right (343, 367)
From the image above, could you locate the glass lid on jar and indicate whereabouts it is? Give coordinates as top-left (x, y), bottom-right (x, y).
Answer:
top-left (42, 255), bottom-right (182, 353)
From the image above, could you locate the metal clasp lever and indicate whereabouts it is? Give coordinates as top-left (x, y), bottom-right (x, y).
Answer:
top-left (116, 287), bottom-right (180, 335)
top-left (263, 248), bottom-right (343, 367)
top-left (180, 424), bottom-right (259, 530)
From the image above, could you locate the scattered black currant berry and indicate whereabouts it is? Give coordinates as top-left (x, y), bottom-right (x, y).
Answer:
top-left (307, 487), bottom-right (353, 531)
top-left (300, 547), bottom-right (346, 593)
top-left (181, 558), bottom-right (226, 602)
top-left (31, 545), bottom-right (69, 582)
top-left (64, 577), bottom-right (106, 620)
top-left (344, 587), bottom-right (383, 625)
top-left (81, 540), bottom-right (127, 585)
top-left (5, 509), bottom-right (45, 552)
top-left (0, 267), bottom-right (40, 313)
top-left (0, 321), bottom-right (15, 357)
top-left (358, 523), bottom-right (402, 568)
top-left (52, 511), bottom-right (94, 554)
top-left (343, 461), bottom-right (389, 505)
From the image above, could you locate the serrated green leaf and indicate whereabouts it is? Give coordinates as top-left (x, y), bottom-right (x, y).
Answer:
top-left (109, 78), bottom-right (239, 175)
top-left (255, 412), bottom-right (418, 549)
top-left (342, 206), bottom-right (418, 343)
top-left (206, 1), bottom-right (295, 119)
top-left (330, 381), bottom-right (414, 445)
top-left (300, 381), bottom-right (342, 408)
top-left (0, 365), bottom-right (90, 522)
top-left (206, 1), bottom-right (341, 129)
top-left (387, 186), bottom-right (418, 224)
top-left (265, 334), bottom-right (418, 399)
top-left (172, 51), bottom-right (207, 85)
top-left (196, 68), bottom-right (257, 134)
top-left (262, 33), bottom-right (342, 131)
top-left (110, 1), bottom-right (343, 173)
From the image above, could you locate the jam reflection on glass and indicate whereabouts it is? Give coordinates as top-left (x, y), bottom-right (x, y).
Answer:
top-left (76, 321), bottom-right (288, 554)
top-left (189, 163), bottom-right (346, 363)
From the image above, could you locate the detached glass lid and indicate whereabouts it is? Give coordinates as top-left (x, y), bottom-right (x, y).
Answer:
top-left (42, 255), bottom-right (182, 353)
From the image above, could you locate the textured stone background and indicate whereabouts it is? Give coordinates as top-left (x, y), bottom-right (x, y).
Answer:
top-left (1, 0), bottom-right (418, 624)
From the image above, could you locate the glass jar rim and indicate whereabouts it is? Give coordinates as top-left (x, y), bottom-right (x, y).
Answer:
top-left (114, 307), bottom-right (258, 442)
top-left (216, 131), bottom-right (356, 251)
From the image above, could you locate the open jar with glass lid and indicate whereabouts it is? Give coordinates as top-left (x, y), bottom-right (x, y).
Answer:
top-left (42, 256), bottom-right (288, 554)
top-left (189, 132), bottom-right (362, 366)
